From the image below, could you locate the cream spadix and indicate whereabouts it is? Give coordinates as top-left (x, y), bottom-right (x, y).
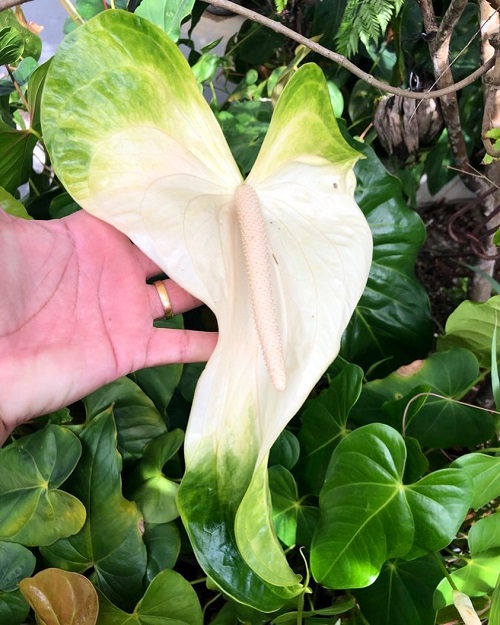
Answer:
top-left (235, 183), bottom-right (286, 392)
top-left (41, 9), bottom-right (373, 610)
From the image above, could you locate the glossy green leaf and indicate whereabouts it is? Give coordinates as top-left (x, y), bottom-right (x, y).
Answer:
top-left (354, 555), bottom-right (443, 625)
top-left (269, 465), bottom-right (319, 548)
top-left (143, 521), bottom-right (180, 585)
top-left (0, 542), bottom-right (35, 592)
top-left (0, 121), bottom-right (37, 194)
top-left (350, 349), bottom-right (494, 448)
top-left (434, 514), bottom-right (500, 608)
top-left (269, 430), bottom-right (301, 471)
top-left (19, 569), bottom-right (98, 625)
top-left (26, 59), bottom-right (51, 134)
top-left (0, 590), bottom-right (29, 625)
top-left (128, 363), bottom-right (183, 420)
top-left (311, 423), bottom-right (471, 589)
top-left (0, 426), bottom-right (85, 546)
top-left (40, 411), bottom-right (147, 611)
top-left (438, 296), bottom-right (500, 368)
top-left (271, 597), bottom-right (356, 624)
top-left (135, 0), bottom-right (195, 42)
top-left (96, 569), bottom-right (203, 625)
top-left (341, 142), bottom-right (433, 375)
top-left (451, 453), bottom-right (500, 510)
top-left (0, 27), bottom-right (23, 65)
top-left (42, 11), bottom-right (372, 610)
top-left (490, 573), bottom-right (500, 625)
top-left (0, 186), bottom-right (31, 218)
top-left (83, 376), bottom-right (167, 460)
top-left (296, 363), bottom-right (363, 495)
top-left (128, 430), bottom-right (184, 523)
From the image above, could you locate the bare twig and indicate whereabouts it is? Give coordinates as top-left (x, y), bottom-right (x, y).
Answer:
top-left (0, 0), bottom-right (32, 10)
top-left (202, 0), bottom-right (494, 100)
top-left (436, 0), bottom-right (469, 47)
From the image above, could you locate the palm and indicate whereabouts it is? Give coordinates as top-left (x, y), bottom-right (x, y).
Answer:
top-left (0, 209), bottom-right (215, 442)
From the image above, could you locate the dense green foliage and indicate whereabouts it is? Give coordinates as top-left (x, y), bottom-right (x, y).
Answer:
top-left (0, 0), bottom-right (499, 624)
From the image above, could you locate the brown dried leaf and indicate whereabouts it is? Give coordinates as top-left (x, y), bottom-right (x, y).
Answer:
top-left (19, 568), bottom-right (98, 625)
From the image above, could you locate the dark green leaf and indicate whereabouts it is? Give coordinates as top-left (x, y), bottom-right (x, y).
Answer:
top-left (0, 590), bottom-right (29, 625)
top-left (341, 142), bottom-right (433, 375)
top-left (0, 27), bottom-right (23, 65)
top-left (355, 555), bottom-right (443, 625)
top-left (0, 542), bottom-right (36, 592)
top-left (96, 569), bottom-right (203, 625)
top-left (0, 121), bottom-right (37, 194)
top-left (84, 376), bottom-right (167, 460)
top-left (311, 424), bottom-right (471, 588)
top-left (26, 59), bottom-right (51, 134)
top-left (143, 521), bottom-right (180, 585)
top-left (350, 349), bottom-right (495, 448)
top-left (40, 411), bottom-right (147, 611)
top-left (296, 363), bottom-right (363, 495)
top-left (0, 426), bottom-right (85, 546)
top-left (269, 430), bottom-right (300, 470)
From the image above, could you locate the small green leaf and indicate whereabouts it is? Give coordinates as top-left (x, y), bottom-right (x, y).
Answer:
top-left (0, 426), bottom-right (85, 546)
top-left (135, 0), bottom-right (195, 42)
top-left (26, 59), bottom-right (51, 134)
top-left (128, 430), bottom-right (184, 524)
top-left (0, 27), bottom-right (24, 65)
top-left (434, 514), bottom-right (500, 608)
top-left (269, 430), bottom-right (300, 470)
top-left (0, 186), bottom-right (31, 218)
top-left (438, 296), bottom-right (500, 368)
top-left (0, 10), bottom-right (41, 61)
top-left (40, 411), bottom-right (147, 611)
top-left (19, 569), bottom-right (98, 625)
top-left (311, 423), bottom-right (471, 589)
top-left (451, 453), bottom-right (500, 510)
top-left (0, 542), bottom-right (36, 592)
top-left (96, 569), bottom-right (203, 625)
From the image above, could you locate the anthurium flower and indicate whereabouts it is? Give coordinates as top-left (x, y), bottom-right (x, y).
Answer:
top-left (41, 10), bottom-right (372, 610)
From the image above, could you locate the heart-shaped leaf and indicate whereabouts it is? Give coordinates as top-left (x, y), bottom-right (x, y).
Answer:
top-left (354, 555), bottom-right (443, 625)
top-left (143, 521), bottom-right (180, 586)
top-left (19, 569), bottom-right (98, 625)
top-left (128, 430), bottom-right (184, 524)
top-left (296, 363), bottom-right (363, 495)
top-left (0, 425), bottom-right (85, 546)
top-left (350, 349), bottom-right (494, 448)
top-left (0, 186), bottom-right (31, 218)
top-left (40, 410), bottom-right (147, 611)
top-left (0, 590), bottom-right (29, 625)
top-left (434, 514), bottom-right (500, 608)
top-left (96, 569), bottom-right (202, 625)
top-left (311, 423), bottom-right (471, 588)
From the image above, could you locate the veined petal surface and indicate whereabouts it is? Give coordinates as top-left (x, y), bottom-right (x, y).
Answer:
top-left (42, 10), bottom-right (372, 610)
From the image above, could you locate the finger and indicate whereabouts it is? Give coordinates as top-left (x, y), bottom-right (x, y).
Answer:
top-left (132, 244), bottom-right (164, 278)
top-left (145, 329), bottom-right (217, 367)
top-left (148, 279), bottom-right (204, 319)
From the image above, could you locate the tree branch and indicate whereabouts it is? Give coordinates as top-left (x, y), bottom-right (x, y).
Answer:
top-left (436, 0), bottom-right (469, 47)
top-left (0, 0), bottom-right (32, 10)
top-left (202, 0), bottom-right (494, 100)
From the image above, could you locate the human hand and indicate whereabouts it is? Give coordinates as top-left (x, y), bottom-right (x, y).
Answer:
top-left (0, 209), bottom-right (217, 445)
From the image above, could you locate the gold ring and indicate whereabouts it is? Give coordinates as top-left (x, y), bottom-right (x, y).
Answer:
top-left (153, 280), bottom-right (174, 319)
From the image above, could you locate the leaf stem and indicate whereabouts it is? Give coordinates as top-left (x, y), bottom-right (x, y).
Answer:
top-left (433, 552), bottom-right (459, 591)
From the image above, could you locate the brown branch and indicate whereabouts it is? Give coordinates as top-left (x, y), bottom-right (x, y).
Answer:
top-left (0, 0), bottom-right (32, 10)
top-left (202, 0), bottom-right (494, 100)
top-left (436, 0), bottom-right (469, 47)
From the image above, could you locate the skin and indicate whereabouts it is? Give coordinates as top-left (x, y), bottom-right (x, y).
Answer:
top-left (0, 209), bottom-right (217, 445)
